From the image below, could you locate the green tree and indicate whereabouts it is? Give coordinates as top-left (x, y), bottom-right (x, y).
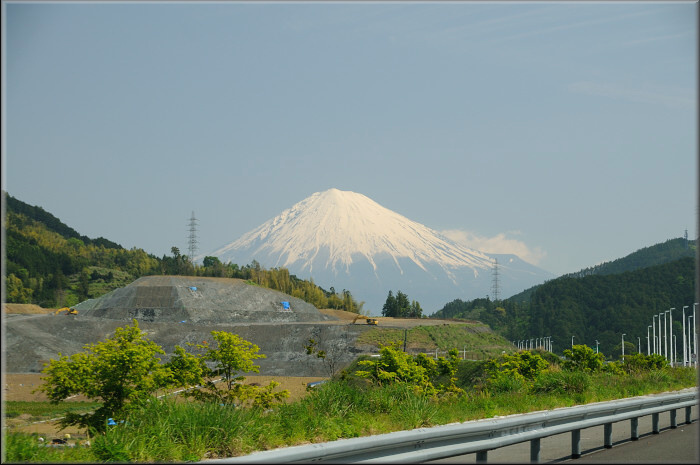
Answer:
top-left (182, 331), bottom-right (290, 408)
top-left (409, 300), bottom-right (423, 318)
top-left (395, 291), bottom-right (410, 317)
top-left (36, 320), bottom-right (176, 431)
top-left (77, 268), bottom-right (90, 300)
top-left (5, 273), bottom-right (33, 303)
top-left (382, 291), bottom-right (398, 317)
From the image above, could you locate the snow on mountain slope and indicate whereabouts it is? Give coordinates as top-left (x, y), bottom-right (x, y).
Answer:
top-left (211, 188), bottom-right (495, 277)
top-left (207, 188), bottom-right (552, 313)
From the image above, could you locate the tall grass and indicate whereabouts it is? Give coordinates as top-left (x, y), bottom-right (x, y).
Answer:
top-left (4, 366), bottom-right (696, 463)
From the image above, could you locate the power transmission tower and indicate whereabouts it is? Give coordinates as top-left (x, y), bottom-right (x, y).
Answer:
top-left (491, 258), bottom-right (500, 302)
top-left (187, 211), bottom-right (198, 264)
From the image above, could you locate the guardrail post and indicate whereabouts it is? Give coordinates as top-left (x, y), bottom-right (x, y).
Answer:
top-left (571, 429), bottom-right (581, 459)
top-left (652, 412), bottom-right (660, 434)
top-left (530, 438), bottom-right (540, 463)
top-left (670, 409), bottom-right (677, 428)
top-left (630, 417), bottom-right (639, 440)
top-left (685, 406), bottom-right (692, 424)
top-left (476, 450), bottom-right (488, 463)
top-left (604, 422), bottom-right (613, 448)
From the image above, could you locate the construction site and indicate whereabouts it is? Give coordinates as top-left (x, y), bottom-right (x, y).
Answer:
top-left (4, 275), bottom-right (496, 377)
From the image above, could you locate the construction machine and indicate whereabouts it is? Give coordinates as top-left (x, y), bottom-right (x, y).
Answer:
top-left (54, 307), bottom-right (78, 315)
top-left (351, 314), bottom-right (379, 325)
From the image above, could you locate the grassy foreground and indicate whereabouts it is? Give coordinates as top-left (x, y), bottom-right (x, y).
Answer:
top-left (3, 362), bottom-right (696, 463)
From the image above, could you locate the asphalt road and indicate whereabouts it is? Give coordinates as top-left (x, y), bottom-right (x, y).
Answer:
top-left (428, 405), bottom-right (698, 464)
top-left (568, 420), bottom-right (698, 463)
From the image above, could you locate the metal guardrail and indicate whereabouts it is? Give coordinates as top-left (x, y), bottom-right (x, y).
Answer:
top-left (204, 388), bottom-right (697, 464)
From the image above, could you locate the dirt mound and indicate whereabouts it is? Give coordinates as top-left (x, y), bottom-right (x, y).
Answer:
top-left (4, 304), bottom-right (53, 314)
top-left (318, 308), bottom-right (363, 320)
top-left (74, 275), bottom-right (337, 324)
top-left (4, 277), bottom-right (489, 377)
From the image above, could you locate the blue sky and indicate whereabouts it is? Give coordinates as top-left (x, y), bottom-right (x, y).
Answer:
top-left (2, 1), bottom-right (697, 278)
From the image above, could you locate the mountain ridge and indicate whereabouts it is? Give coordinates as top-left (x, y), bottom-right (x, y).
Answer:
top-left (508, 237), bottom-right (697, 303)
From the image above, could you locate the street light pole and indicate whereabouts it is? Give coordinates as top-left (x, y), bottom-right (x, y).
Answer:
top-left (683, 306), bottom-right (688, 366)
top-left (622, 333), bottom-right (626, 360)
top-left (659, 312), bottom-right (664, 355)
top-left (694, 303), bottom-right (698, 368)
top-left (673, 334), bottom-right (677, 367)
top-left (664, 311), bottom-right (670, 360)
top-left (638, 336), bottom-right (641, 354)
top-left (647, 326), bottom-right (652, 355)
top-left (669, 308), bottom-right (674, 366)
top-left (571, 335), bottom-right (575, 347)
top-left (689, 316), bottom-right (694, 366)
top-left (595, 340), bottom-right (599, 354)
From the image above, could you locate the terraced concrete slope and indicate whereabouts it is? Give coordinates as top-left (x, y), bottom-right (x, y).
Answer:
top-left (5, 276), bottom-right (508, 376)
top-left (73, 276), bottom-right (335, 324)
top-left (5, 276), bottom-right (352, 375)
top-left (4, 313), bottom-right (364, 375)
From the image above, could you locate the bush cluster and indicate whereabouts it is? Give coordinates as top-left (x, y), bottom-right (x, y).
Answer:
top-left (16, 331), bottom-right (694, 463)
top-left (355, 343), bottom-right (463, 395)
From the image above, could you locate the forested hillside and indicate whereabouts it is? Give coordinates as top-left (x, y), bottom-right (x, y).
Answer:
top-left (509, 237), bottom-right (696, 304)
top-left (3, 192), bottom-right (363, 313)
top-left (432, 255), bottom-right (696, 358)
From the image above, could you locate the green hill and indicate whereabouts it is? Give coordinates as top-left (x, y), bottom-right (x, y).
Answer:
top-left (431, 238), bottom-right (697, 358)
top-left (508, 237), bottom-right (696, 304)
top-left (525, 256), bottom-right (695, 358)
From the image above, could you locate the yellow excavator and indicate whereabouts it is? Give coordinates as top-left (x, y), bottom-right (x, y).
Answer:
top-left (54, 307), bottom-right (78, 316)
top-left (351, 314), bottom-right (378, 325)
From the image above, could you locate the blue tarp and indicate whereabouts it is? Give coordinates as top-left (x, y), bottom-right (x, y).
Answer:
top-left (189, 286), bottom-right (197, 291)
top-left (282, 301), bottom-right (290, 310)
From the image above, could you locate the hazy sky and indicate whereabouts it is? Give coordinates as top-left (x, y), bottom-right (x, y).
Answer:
top-left (3, 1), bottom-right (697, 278)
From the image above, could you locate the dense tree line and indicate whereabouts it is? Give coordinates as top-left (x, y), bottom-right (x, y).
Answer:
top-left (509, 237), bottom-right (696, 304)
top-left (381, 290), bottom-right (423, 318)
top-left (3, 192), bottom-right (362, 313)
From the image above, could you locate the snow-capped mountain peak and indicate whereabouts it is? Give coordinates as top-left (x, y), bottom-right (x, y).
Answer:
top-left (207, 188), bottom-right (553, 313)
top-left (210, 188), bottom-right (494, 277)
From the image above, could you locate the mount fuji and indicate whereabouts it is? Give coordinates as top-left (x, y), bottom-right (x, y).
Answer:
top-left (206, 189), bottom-right (553, 314)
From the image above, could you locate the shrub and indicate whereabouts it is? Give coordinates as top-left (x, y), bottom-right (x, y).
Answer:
top-left (562, 345), bottom-right (605, 373)
top-left (171, 331), bottom-right (289, 408)
top-left (531, 370), bottom-right (591, 394)
top-left (482, 350), bottom-right (549, 390)
top-left (356, 343), bottom-right (436, 394)
top-left (485, 370), bottom-right (529, 393)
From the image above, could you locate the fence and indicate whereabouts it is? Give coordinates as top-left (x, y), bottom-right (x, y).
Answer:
top-left (203, 388), bottom-right (697, 464)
